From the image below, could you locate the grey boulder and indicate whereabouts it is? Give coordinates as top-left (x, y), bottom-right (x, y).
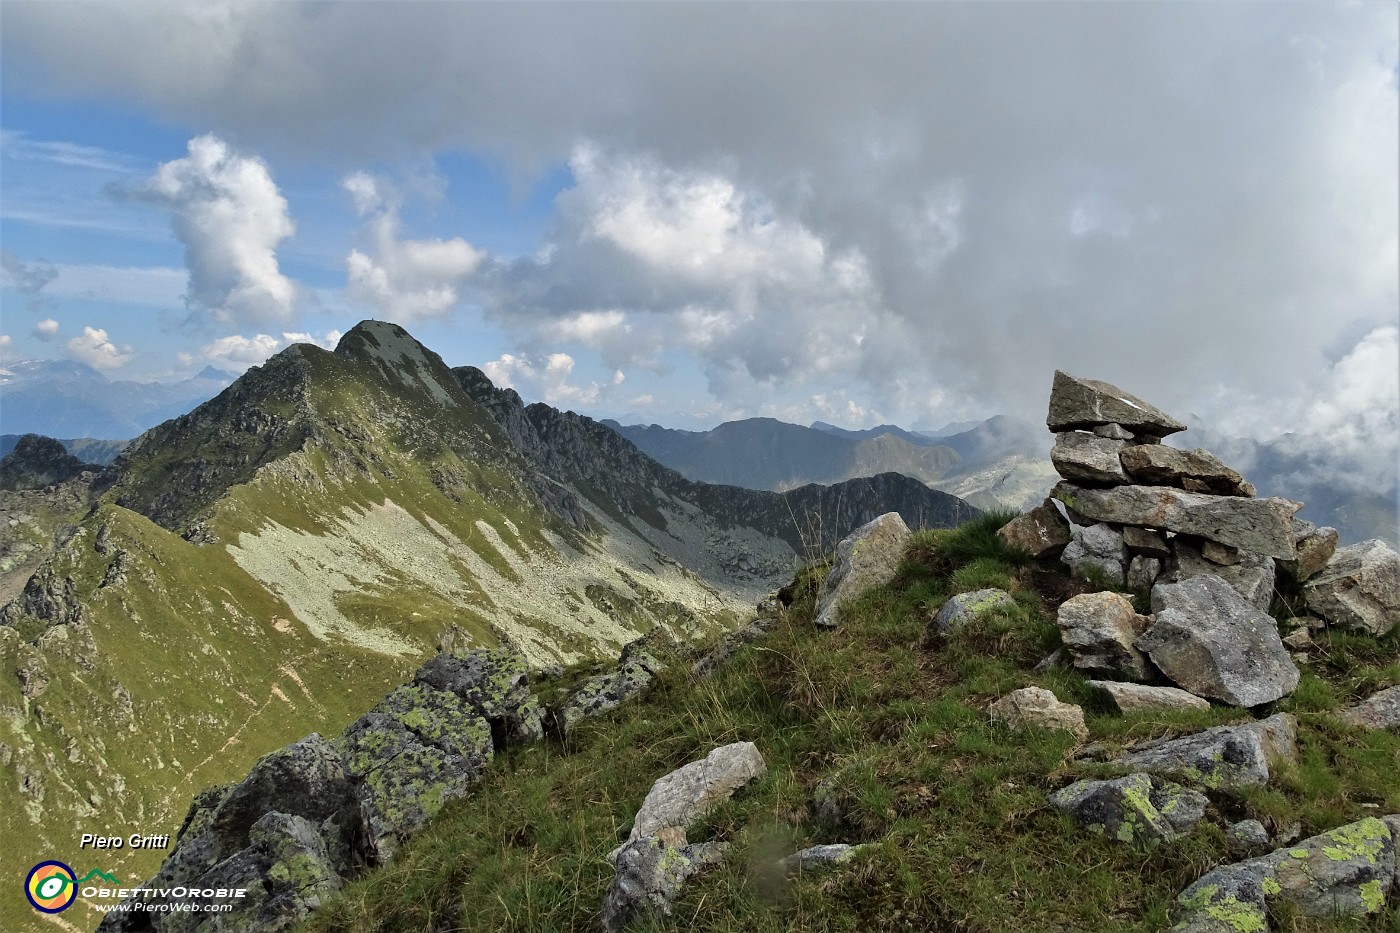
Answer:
top-left (1114, 713), bottom-right (1298, 791)
top-left (1051, 431), bottom-right (1130, 484)
top-left (1060, 522), bottom-right (1127, 587)
top-left (1338, 686), bottom-right (1400, 731)
top-left (1169, 540), bottom-right (1275, 611)
top-left (996, 500), bottom-right (1072, 559)
top-left (988, 686), bottom-right (1088, 741)
top-left (1137, 575), bottom-right (1298, 707)
top-left (614, 741), bottom-right (767, 855)
top-left (815, 512), bottom-right (911, 629)
top-left (1278, 518), bottom-right (1338, 583)
top-left (1118, 444), bottom-right (1254, 497)
top-left (1089, 681), bottom-right (1210, 714)
top-left (1046, 370), bottom-right (1187, 437)
top-left (1304, 539), bottom-right (1400, 636)
top-left (1056, 591), bottom-right (1151, 680)
top-left (602, 831), bottom-right (728, 931)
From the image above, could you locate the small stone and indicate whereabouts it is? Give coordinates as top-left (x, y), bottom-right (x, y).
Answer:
top-left (988, 687), bottom-right (1088, 741)
top-left (776, 843), bottom-right (865, 875)
top-left (1200, 540), bottom-right (1241, 566)
top-left (1279, 520), bottom-right (1338, 583)
top-left (1226, 819), bottom-right (1270, 852)
top-left (1060, 522), bottom-right (1127, 587)
top-left (930, 587), bottom-right (1015, 635)
top-left (1089, 681), bottom-right (1210, 714)
top-left (1281, 628), bottom-right (1313, 651)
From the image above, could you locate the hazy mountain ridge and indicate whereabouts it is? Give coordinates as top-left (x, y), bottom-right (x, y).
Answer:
top-left (0, 359), bottom-right (236, 439)
top-left (0, 434), bottom-right (129, 465)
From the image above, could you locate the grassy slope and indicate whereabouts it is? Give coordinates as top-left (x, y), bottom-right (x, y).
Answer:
top-left (305, 514), bottom-right (1400, 933)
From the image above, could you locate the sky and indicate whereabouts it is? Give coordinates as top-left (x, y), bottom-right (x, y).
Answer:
top-left (1, 3), bottom-right (1396, 458)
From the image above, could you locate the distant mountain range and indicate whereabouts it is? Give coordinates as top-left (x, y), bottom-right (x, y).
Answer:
top-left (0, 359), bottom-right (235, 439)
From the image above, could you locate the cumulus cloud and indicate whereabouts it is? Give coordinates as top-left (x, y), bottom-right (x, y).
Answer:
top-left (32, 318), bottom-right (60, 340)
top-left (481, 351), bottom-right (610, 408)
top-left (125, 134), bottom-right (297, 326)
top-left (197, 329), bottom-right (343, 371)
top-left (67, 325), bottom-right (133, 369)
top-left (343, 172), bottom-right (484, 321)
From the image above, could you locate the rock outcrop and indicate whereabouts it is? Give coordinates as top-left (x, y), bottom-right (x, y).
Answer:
top-left (0, 434), bottom-right (98, 491)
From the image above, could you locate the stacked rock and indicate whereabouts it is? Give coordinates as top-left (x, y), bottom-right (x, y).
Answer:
top-left (996, 370), bottom-right (1399, 707)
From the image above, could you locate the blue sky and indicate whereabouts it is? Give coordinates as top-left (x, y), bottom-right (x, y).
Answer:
top-left (1, 2), bottom-right (1396, 446)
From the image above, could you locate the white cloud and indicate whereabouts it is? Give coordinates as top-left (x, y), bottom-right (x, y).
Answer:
top-left (32, 318), bottom-right (59, 340)
top-left (67, 326), bottom-right (133, 370)
top-left (130, 134), bottom-right (298, 325)
top-left (0, 128), bottom-right (137, 173)
top-left (343, 172), bottom-right (485, 321)
top-left (197, 329), bottom-right (343, 371)
top-left (481, 351), bottom-right (605, 408)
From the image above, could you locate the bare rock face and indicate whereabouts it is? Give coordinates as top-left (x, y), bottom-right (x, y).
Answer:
top-left (1051, 431), bottom-right (1130, 484)
top-left (1304, 539), bottom-right (1400, 636)
top-left (1114, 713), bottom-right (1298, 791)
top-left (1052, 482), bottom-right (1299, 560)
top-left (1046, 370), bottom-right (1187, 438)
top-left (814, 512), bottom-right (911, 629)
top-left (1056, 591), bottom-right (1151, 680)
top-left (1138, 576), bottom-right (1298, 707)
top-left (1089, 681), bottom-right (1210, 714)
top-left (1118, 445), bottom-right (1254, 497)
top-left (988, 686), bottom-right (1088, 741)
top-left (996, 500), bottom-right (1072, 558)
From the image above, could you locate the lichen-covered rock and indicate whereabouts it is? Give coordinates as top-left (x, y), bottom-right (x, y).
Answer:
top-left (931, 587), bottom-right (1016, 635)
top-left (814, 512), bottom-right (911, 628)
top-left (1089, 681), bottom-right (1210, 714)
top-left (97, 735), bottom-right (369, 932)
top-left (340, 684), bottom-right (493, 861)
top-left (1171, 816), bottom-right (1398, 931)
top-left (1051, 482), bottom-right (1299, 560)
top-left (996, 500), bottom-right (1072, 559)
top-left (1049, 772), bottom-right (1208, 849)
top-left (601, 833), bottom-right (728, 931)
top-left (1118, 445), bottom-right (1254, 497)
top-left (1304, 539), bottom-right (1400, 636)
top-left (413, 647), bottom-right (545, 744)
top-left (1056, 591), bottom-right (1151, 680)
top-left (1168, 540), bottom-right (1276, 610)
top-left (1338, 686), bottom-right (1400, 731)
top-left (1046, 371), bottom-right (1187, 437)
top-left (1138, 575), bottom-right (1299, 707)
top-left (1060, 522), bottom-right (1127, 586)
top-left (1114, 714), bottom-right (1298, 791)
top-left (777, 843), bottom-right (866, 875)
top-left (1051, 431), bottom-right (1130, 484)
top-left (552, 641), bottom-right (667, 736)
top-left (988, 686), bottom-right (1088, 741)
top-left (615, 742), bottom-right (767, 854)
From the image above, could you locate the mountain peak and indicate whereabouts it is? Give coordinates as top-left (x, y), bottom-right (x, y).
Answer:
top-left (335, 320), bottom-right (463, 408)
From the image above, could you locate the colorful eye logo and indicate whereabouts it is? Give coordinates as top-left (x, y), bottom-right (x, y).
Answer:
top-left (26, 861), bottom-right (77, 913)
